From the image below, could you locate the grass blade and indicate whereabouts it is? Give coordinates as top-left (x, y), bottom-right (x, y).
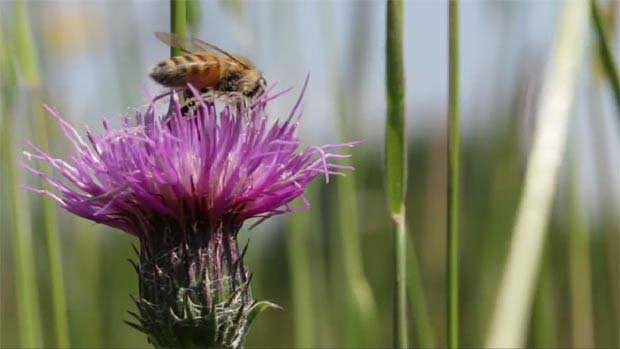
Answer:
top-left (447, 2), bottom-right (460, 348)
top-left (322, 3), bottom-right (379, 345)
top-left (13, 2), bottom-right (70, 347)
top-left (286, 188), bottom-right (317, 347)
top-left (1, 17), bottom-right (43, 348)
top-left (335, 172), bottom-right (378, 346)
top-left (567, 167), bottom-right (595, 347)
top-left (385, 1), bottom-right (408, 347)
top-left (530, 246), bottom-right (558, 348)
top-left (2, 118), bottom-right (44, 348)
top-left (485, 2), bottom-right (588, 346)
top-left (406, 236), bottom-right (435, 347)
top-left (590, 0), bottom-right (620, 112)
top-left (589, 79), bottom-right (620, 348)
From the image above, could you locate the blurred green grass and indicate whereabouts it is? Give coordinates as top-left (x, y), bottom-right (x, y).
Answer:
top-left (1, 1), bottom-right (619, 348)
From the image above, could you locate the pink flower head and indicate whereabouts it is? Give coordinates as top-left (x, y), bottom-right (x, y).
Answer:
top-left (24, 80), bottom-right (358, 238)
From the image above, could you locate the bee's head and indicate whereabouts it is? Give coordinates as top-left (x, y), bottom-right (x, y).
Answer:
top-left (239, 71), bottom-right (266, 98)
top-left (252, 75), bottom-right (267, 97)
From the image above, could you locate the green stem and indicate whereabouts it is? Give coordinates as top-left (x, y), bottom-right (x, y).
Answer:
top-left (286, 189), bottom-right (317, 347)
top-left (485, 2), bottom-right (588, 346)
top-left (385, 1), bottom-right (408, 347)
top-left (3, 120), bottom-right (43, 349)
top-left (406, 236), bottom-right (435, 347)
top-left (567, 167), bottom-right (595, 347)
top-left (326, 4), bottom-right (379, 345)
top-left (590, 80), bottom-right (620, 348)
top-left (0, 70), bottom-right (43, 348)
top-left (13, 3), bottom-right (70, 347)
top-left (70, 220), bottom-right (104, 347)
top-left (186, 0), bottom-right (201, 36)
top-left (447, 1), bottom-right (460, 348)
top-left (2, 26), bottom-right (43, 347)
top-left (530, 243), bottom-right (557, 348)
top-left (170, 0), bottom-right (187, 57)
top-left (336, 87), bottom-right (377, 348)
top-left (336, 171), bottom-right (378, 346)
top-left (590, 0), bottom-right (620, 112)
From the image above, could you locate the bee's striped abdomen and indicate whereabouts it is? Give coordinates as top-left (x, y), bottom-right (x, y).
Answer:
top-left (150, 52), bottom-right (220, 90)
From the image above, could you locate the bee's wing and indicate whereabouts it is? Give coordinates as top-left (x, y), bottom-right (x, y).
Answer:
top-left (188, 37), bottom-right (249, 68)
top-left (154, 32), bottom-right (206, 54)
top-left (155, 32), bottom-right (249, 69)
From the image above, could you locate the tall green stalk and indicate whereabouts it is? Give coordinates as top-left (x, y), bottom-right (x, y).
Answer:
top-left (335, 165), bottom-right (378, 346)
top-left (485, 2), bottom-right (588, 346)
top-left (286, 189), bottom-right (317, 348)
top-left (530, 246), bottom-right (557, 348)
top-left (3, 97), bottom-right (44, 349)
top-left (186, 0), bottom-right (201, 36)
top-left (406, 237), bottom-right (435, 347)
top-left (385, 1), bottom-right (407, 347)
top-left (447, 2), bottom-right (460, 348)
top-left (589, 79), bottom-right (620, 348)
top-left (170, 0), bottom-right (187, 57)
top-left (13, 3), bottom-right (70, 347)
top-left (590, 0), bottom-right (620, 112)
top-left (567, 167), bottom-right (595, 347)
top-left (321, 3), bottom-right (378, 346)
top-left (2, 18), bottom-right (43, 348)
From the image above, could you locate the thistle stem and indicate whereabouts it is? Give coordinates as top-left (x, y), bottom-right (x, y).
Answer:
top-left (590, 0), bottom-right (620, 112)
top-left (447, 2), bottom-right (460, 348)
top-left (170, 0), bottom-right (187, 57)
top-left (13, 2), bottom-right (70, 347)
top-left (385, 1), bottom-right (408, 347)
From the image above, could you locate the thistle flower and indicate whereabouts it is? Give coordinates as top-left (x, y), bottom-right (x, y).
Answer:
top-left (24, 80), bottom-right (358, 348)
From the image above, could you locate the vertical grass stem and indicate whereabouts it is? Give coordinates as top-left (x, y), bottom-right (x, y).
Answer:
top-left (2, 17), bottom-right (43, 347)
top-left (170, 0), bottom-right (187, 57)
top-left (485, 2), bottom-right (588, 346)
top-left (286, 189), bottom-right (317, 347)
top-left (590, 0), bottom-right (620, 112)
top-left (13, 3), bottom-right (70, 347)
top-left (447, 2), bottom-right (460, 348)
top-left (385, 1), bottom-right (408, 347)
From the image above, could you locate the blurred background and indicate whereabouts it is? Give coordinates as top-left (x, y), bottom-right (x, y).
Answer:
top-left (1, 1), bottom-right (618, 348)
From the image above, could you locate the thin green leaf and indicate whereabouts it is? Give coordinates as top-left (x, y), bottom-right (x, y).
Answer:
top-left (245, 301), bottom-right (281, 329)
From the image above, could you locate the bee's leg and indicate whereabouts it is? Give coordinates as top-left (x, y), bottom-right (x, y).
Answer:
top-left (178, 90), bottom-right (191, 115)
top-left (180, 88), bottom-right (212, 114)
top-left (199, 88), bottom-right (217, 103)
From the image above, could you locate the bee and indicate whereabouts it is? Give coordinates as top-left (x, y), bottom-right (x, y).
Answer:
top-left (150, 32), bottom-right (266, 99)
